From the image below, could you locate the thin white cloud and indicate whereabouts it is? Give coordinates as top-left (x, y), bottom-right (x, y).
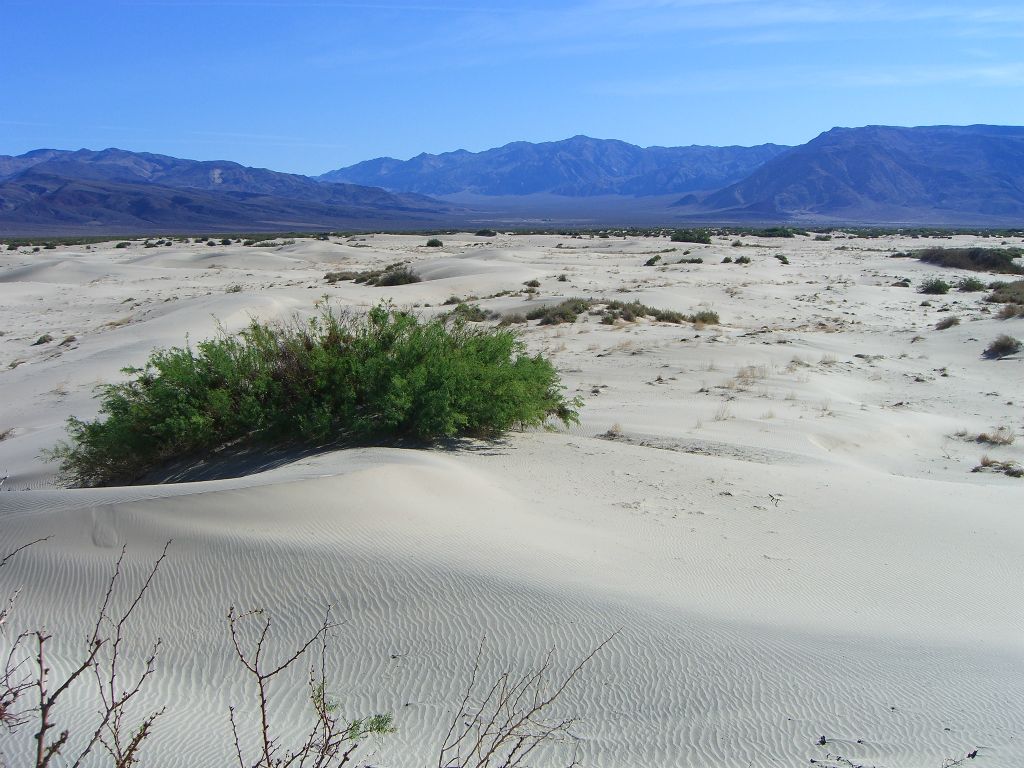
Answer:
top-left (594, 61), bottom-right (1024, 96)
top-left (836, 63), bottom-right (1024, 88)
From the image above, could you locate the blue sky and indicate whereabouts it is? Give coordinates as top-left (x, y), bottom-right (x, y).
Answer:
top-left (3, 0), bottom-right (1024, 175)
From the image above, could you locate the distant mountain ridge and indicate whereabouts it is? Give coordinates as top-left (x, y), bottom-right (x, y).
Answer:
top-left (0, 148), bottom-right (453, 234)
top-left (320, 135), bottom-right (791, 197)
top-left (4, 125), bottom-right (1024, 233)
top-left (685, 125), bottom-right (1024, 223)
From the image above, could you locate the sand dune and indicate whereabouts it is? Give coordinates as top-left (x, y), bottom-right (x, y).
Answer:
top-left (1, 232), bottom-right (1021, 766)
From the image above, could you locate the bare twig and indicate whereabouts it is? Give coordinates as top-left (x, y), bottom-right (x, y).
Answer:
top-left (1, 538), bottom-right (169, 768)
top-left (438, 631), bottom-right (618, 768)
top-left (227, 605), bottom-right (394, 768)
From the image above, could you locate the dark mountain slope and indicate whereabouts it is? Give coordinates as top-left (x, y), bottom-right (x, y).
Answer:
top-left (0, 149), bottom-right (453, 234)
top-left (688, 125), bottom-right (1024, 222)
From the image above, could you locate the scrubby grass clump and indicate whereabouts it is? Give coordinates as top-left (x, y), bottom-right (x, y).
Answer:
top-left (750, 227), bottom-right (805, 238)
top-left (983, 334), bottom-right (1022, 359)
top-left (957, 276), bottom-right (987, 292)
top-left (324, 264), bottom-right (421, 287)
top-left (47, 303), bottom-right (579, 487)
top-left (669, 229), bottom-right (711, 244)
top-left (913, 247), bottom-right (1024, 274)
top-left (445, 303), bottom-right (493, 322)
top-left (526, 298), bottom-right (593, 325)
top-left (598, 300), bottom-right (685, 324)
top-left (525, 298), bottom-right (718, 327)
top-left (987, 279), bottom-right (1024, 306)
top-left (919, 278), bottom-right (951, 295)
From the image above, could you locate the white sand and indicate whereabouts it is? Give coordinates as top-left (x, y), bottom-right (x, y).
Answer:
top-left (1, 232), bottom-right (1022, 767)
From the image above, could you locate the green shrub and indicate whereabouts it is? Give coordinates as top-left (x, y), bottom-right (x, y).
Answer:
top-left (46, 303), bottom-right (580, 487)
top-left (374, 266), bottom-right (421, 286)
top-left (919, 278), bottom-right (951, 295)
top-left (814, 234), bottom-right (832, 241)
top-left (598, 300), bottom-right (684, 325)
top-left (958, 276), bottom-right (987, 292)
top-left (446, 303), bottom-right (489, 322)
top-left (984, 334), bottom-right (1022, 359)
top-left (934, 316), bottom-right (960, 330)
top-left (524, 298), bottom-right (714, 327)
top-left (734, 255), bottom-right (751, 265)
top-left (914, 247), bottom-right (1024, 274)
top-left (774, 254), bottom-right (789, 265)
top-left (327, 264), bottom-right (421, 287)
top-left (689, 309), bottom-right (719, 325)
top-left (524, 279), bottom-right (541, 288)
top-left (669, 229), bottom-right (711, 244)
top-left (750, 227), bottom-right (805, 238)
top-left (324, 270), bottom-right (363, 284)
top-left (425, 238), bottom-right (443, 247)
top-left (475, 229), bottom-right (497, 237)
top-left (115, 241), bottom-right (132, 249)
top-left (525, 298), bottom-right (591, 325)
top-left (722, 256), bottom-right (733, 263)
top-left (644, 255), bottom-right (662, 267)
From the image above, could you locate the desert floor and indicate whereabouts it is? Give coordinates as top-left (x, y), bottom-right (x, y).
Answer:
top-left (1, 231), bottom-right (1022, 767)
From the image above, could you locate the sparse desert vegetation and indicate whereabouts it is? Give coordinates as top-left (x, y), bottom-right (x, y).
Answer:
top-left (987, 279), bottom-right (1024, 306)
top-left (2, 231), bottom-right (1021, 768)
top-left (523, 297), bottom-right (717, 326)
top-left (325, 263), bottom-right (421, 286)
top-left (910, 246), bottom-right (1024, 274)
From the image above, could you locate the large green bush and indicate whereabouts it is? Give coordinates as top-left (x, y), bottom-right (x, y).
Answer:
top-left (48, 303), bottom-right (580, 487)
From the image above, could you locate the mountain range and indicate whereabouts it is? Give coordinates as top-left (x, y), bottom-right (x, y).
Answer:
top-left (0, 149), bottom-right (452, 235)
top-left (686, 125), bottom-right (1024, 224)
top-left (3, 125), bottom-right (1024, 234)
top-left (320, 135), bottom-right (789, 197)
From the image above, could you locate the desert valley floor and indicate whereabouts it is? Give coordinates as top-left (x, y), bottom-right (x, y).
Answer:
top-left (0, 231), bottom-right (1022, 767)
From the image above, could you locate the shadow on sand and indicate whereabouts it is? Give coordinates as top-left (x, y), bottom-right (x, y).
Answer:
top-left (135, 435), bottom-right (515, 485)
